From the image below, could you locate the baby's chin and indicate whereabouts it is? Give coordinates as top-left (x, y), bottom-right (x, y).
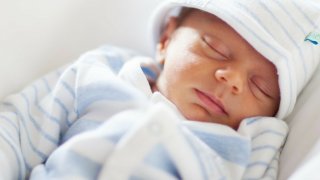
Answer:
top-left (180, 105), bottom-right (215, 123)
top-left (181, 106), bottom-right (239, 128)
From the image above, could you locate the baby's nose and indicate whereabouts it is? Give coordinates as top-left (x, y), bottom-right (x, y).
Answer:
top-left (215, 68), bottom-right (244, 94)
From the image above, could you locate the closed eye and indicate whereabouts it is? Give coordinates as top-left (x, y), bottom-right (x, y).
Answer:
top-left (251, 78), bottom-right (273, 99)
top-left (201, 36), bottom-right (228, 60)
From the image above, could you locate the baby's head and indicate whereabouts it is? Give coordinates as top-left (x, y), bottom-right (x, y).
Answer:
top-left (149, 0), bottom-right (320, 129)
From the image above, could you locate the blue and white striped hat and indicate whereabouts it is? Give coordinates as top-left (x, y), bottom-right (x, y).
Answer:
top-left (149, 0), bottom-right (320, 119)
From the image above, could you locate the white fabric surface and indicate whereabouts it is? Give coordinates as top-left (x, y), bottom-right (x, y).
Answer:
top-left (279, 64), bottom-right (320, 180)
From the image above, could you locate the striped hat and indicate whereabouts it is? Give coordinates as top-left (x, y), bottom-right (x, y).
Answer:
top-left (149, 0), bottom-right (320, 119)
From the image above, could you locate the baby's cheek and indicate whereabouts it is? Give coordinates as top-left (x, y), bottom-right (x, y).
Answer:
top-left (232, 100), bottom-right (260, 118)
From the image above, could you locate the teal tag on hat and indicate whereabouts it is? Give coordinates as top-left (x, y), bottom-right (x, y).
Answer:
top-left (305, 31), bottom-right (320, 45)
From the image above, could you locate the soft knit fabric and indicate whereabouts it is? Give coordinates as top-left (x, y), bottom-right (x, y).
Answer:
top-left (149, 0), bottom-right (320, 119)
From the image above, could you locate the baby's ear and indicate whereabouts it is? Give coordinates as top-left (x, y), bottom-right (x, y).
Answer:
top-left (157, 17), bottom-right (178, 52)
top-left (156, 17), bottom-right (178, 64)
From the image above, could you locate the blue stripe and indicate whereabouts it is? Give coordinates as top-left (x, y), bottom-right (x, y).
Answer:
top-left (252, 145), bottom-right (277, 152)
top-left (54, 97), bottom-right (69, 117)
top-left (104, 53), bottom-right (124, 73)
top-left (61, 80), bottom-right (75, 99)
top-left (244, 174), bottom-right (276, 180)
top-left (74, 107), bottom-right (80, 121)
top-left (5, 112), bottom-right (33, 172)
top-left (32, 85), bottom-right (61, 125)
top-left (183, 133), bottom-right (212, 179)
top-left (246, 117), bottom-right (260, 125)
top-left (247, 161), bottom-right (269, 168)
top-left (273, 156), bottom-right (279, 162)
top-left (0, 105), bottom-right (35, 172)
top-left (21, 93), bottom-right (59, 144)
top-left (236, 3), bottom-right (273, 37)
top-left (2, 102), bottom-right (52, 162)
top-left (141, 67), bottom-right (158, 81)
top-left (144, 144), bottom-right (181, 179)
top-left (266, 165), bottom-right (277, 173)
top-left (32, 85), bottom-right (39, 102)
top-left (247, 156), bottom-right (279, 172)
top-left (265, 174), bottom-right (277, 180)
top-left (36, 104), bottom-right (60, 124)
top-left (76, 82), bottom-right (136, 115)
top-left (71, 67), bottom-right (77, 74)
top-left (41, 77), bottom-right (51, 92)
top-left (292, 1), bottom-right (317, 28)
top-left (0, 114), bottom-right (19, 134)
top-left (243, 177), bottom-right (274, 180)
top-left (104, 131), bottom-right (126, 144)
top-left (55, 70), bottom-right (62, 77)
top-left (252, 130), bottom-right (286, 141)
top-left (0, 129), bottom-right (24, 180)
top-left (62, 119), bottom-right (100, 143)
top-left (274, 1), bottom-right (306, 34)
top-left (25, 163), bottom-right (33, 177)
top-left (47, 150), bottom-right (102, 179)
top-left (222, 4), bottom-right (285, 57)
top-left (53, 96), bottom-right (72, 126)
top-left (34, 85), bottom-right (62, 124)
top-left (259, 1), bottom-right (307, 79)
top-left (192, 130), bottom-right (250, 166)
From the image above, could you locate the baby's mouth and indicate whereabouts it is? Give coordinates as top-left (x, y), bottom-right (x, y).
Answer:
top-left (194, 89), bottom-right (228, 116)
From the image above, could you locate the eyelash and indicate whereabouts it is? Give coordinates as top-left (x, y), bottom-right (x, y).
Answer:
top-left (201, 37), bottom-right (227, 60)
top-left (250, 79), bottom-right (271, 99)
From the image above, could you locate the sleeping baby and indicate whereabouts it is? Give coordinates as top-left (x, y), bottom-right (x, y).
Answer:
top-left (0, 0), bottom-right (319, 179)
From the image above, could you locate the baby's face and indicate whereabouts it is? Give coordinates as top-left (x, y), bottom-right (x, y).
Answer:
top-left (156, 10), bottom-right (280, 129)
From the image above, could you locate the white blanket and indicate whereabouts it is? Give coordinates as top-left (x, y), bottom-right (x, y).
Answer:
top-left (0, 45), bottom-right (288, 179)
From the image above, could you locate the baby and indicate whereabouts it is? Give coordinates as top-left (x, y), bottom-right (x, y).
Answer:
top-left (0, 0), bottom-right (319, 179)
top-left (153, 8), bottom-right (280, 129)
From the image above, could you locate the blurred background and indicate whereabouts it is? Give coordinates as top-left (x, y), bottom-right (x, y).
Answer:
top-left (0, 0), bottom-right (161, 99)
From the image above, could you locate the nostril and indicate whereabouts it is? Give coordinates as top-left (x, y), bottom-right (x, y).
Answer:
top-left (232, 86), bottom-right (239, 93)
top-left (215, 69), bottom-right (228, 83)
top-left (215, 68), bottom-right (243, 94)
top-left (219, 76), bottom-right (227, 82)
